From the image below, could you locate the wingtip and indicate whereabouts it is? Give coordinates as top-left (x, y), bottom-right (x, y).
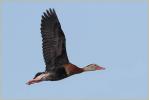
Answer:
top-left (49, 8), bottom-right (53, 13)
top-left (46, 9), bottom-right (49, 13)
top-left (49, 8), bottom-right (56, 13)
top-left (46, 9), bottom-right (51, 16)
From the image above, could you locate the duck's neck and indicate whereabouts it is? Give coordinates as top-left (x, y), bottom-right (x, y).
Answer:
top-left (82, 64), bottom-right (94, 72)
top-left (64, 63), bottom-right (96, 76)
top-left (82, 67), bottom-right (90, 72)
top-left (69, 65), bottom-right (92, 74)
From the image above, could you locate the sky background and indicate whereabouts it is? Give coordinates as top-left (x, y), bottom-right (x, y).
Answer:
top-left (1, 1), bottom-right (148, 100)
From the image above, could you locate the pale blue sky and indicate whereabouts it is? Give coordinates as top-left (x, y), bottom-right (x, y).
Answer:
top-left (2, 1), bottom-right (148, 100)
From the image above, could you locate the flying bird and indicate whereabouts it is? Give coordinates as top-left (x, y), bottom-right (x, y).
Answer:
top-left (26, 8), bottom-right (105, 85)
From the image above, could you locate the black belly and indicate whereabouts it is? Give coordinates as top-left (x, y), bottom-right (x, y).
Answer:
top-left (47, 67), bottom-right (68, 81)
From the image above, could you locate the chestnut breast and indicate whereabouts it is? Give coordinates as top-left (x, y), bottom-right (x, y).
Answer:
top-left (63, 63), bottom-right (83, 76)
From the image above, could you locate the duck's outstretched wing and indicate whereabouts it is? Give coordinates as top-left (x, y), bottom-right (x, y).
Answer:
top-left (40, 8), bottom-right (69, 71)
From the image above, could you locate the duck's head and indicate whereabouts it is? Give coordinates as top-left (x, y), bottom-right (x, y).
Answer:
top-left (26, 72), bottom-right (48, 85)
top-left (83, 64), bottom-right (105, 71)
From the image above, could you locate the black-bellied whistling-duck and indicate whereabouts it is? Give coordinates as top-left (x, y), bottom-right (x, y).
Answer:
top-left (26, 8), bottom-right (105, 85)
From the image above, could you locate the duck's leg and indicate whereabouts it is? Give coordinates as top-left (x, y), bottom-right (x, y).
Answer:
top-left (26, 79), bottom-right (41, 85)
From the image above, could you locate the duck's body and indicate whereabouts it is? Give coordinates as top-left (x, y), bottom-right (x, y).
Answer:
top-left (44, 66), bottom-right (68, 81)
top-left (40, 63), bottom-right (83, 81)
top-left (26, 9), bottom-right (105, 85)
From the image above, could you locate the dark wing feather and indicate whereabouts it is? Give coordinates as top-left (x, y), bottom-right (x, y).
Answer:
top-left (40, 8), bottom-right (69, 71)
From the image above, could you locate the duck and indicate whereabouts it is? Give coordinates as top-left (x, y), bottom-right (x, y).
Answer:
top-left (26, 8), bottom-right (105, 85)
